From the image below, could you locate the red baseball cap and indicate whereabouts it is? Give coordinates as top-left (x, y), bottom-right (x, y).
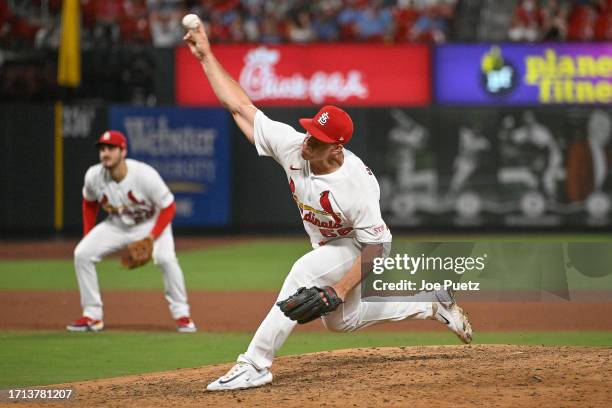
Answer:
top-left (96, 130), bottom-right (127, 149)
top-left (299, 105), bottom-right (354, 145)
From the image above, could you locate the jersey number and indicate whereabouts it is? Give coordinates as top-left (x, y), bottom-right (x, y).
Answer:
top-left (319, 227), bottom-right (353, 238)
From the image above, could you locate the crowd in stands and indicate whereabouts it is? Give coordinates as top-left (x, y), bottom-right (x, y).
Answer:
top-left (1, 0), bottom-right (611, 50)
top-left (1, 0), bottom-right (460, 49)
top-left (508, 0), bottom-right (612, 41)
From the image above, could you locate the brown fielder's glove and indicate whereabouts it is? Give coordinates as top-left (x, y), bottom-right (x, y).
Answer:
top-left (276, 286), bottom-right (343, 324)
top-left (121, 237), bottom-right (153, 269)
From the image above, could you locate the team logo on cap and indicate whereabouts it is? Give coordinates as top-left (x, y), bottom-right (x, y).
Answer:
top-left (317, 112), bottom-right (330, 126)
top-left (102, 132), bottom-right (111, 140)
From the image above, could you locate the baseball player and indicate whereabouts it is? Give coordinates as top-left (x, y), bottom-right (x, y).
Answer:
top-left (183, 18), bottom-right (472, 391)
top-left (66, 130), bottom-right (197, 333)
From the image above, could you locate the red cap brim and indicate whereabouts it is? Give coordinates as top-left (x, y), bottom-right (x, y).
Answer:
top-left (298, 118), bottom-right (338, 144)
top-left (95, 141), bottom-right (125, 149)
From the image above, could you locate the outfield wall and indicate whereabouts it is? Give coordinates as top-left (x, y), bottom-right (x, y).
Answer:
top-left (1, 104), bottom-right (611, 233)
top-left (1, 43), bottom-right (611, 233)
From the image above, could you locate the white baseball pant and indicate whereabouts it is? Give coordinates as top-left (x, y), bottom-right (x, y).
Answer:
top-left (73, 219), bottom-right (190, 320)
top-left (238, 238), bottom-right (434, 370)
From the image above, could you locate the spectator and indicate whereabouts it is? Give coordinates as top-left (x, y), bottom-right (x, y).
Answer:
top-left (566, 0), bottom-right (598, 40)
top-left (259, 14), bottom-right (282, 43)
top-left (541, 0), bottom-right (568, 41)
top-left (228, 13), bottom-right (247, 42)
top-left (508, 0), bottom-right (545, 42)
top-left (287, 9), bottom-right (316, 43)
top-left (410, 4), bottom-right (448, 43)
top-left (393, 0), bottom-right (421, 42)
top-left (312, 0), bottom-right (341, 42)
top-left (263, 0), bottom-right (294, 20)
top-left (149, 12), bottom-right (184, 46)
top-left (337, 0), bottom-right (362, 41)
top-left (433, 0), bottom-right (458, 20)
top-left (207, 9), bottom-right (231, 42)
top-left (120, 0), bottom-right (151, 44)
top-left (203, 0), bottom-right (241, 42)
top-left (353, 0), bottom-right (393, 42)
top-left (241, 0), bottom-right (263, 41)
top-left (594, 0), bottom-right (612, 39)
top-left (148, 0), bottom-right (185, 47)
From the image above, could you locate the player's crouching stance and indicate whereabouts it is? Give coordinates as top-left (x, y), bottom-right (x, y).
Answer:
top-left (66, 130), bottom-right (197, 334)
top-left (183, 16), bottom-right (472, 391)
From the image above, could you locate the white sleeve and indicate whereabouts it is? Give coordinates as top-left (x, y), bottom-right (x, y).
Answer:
top-left (143, 166), bottom-right (174, 209)
top-left (346, 174), bottom-right (391, 244)
top-left (350, 196), bottom-right (391, 244)
top-left (253, 110), bottom-right (303, 164)
top-left (82, 167), bottom-right (98, 201)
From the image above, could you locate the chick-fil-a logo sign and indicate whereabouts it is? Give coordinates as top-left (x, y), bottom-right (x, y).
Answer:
top-left (176, 44), bottom-right (431, 107)
top-left (238, 47), bottom-right (368, 104)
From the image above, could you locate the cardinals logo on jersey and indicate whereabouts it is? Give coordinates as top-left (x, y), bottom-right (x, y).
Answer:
top-left (319, 191), bottom-right (342, 223)
top-left (127, 190), bottom-right (145, 205)
top-left (99, 191), bottom-right (154, 223)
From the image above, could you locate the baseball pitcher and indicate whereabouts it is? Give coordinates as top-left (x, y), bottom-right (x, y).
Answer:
top-left (183, 16), bottom-right (472, 391)
top-left (66, 130), bottom-right (197, 333)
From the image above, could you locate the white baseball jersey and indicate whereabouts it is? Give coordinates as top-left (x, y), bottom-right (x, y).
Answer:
top-left (253, 110), bottom-right (392, 248)
top-left (82, 158), bottom-right (174, 227)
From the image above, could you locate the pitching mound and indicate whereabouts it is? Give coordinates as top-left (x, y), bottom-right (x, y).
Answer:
top-left (17, 345), bottom-right (611, 408)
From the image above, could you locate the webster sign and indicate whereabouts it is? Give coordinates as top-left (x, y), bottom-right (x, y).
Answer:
top-left (176, 44), bottom-right (430, 107)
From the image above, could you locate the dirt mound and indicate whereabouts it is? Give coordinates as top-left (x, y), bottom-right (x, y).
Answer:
top-left (9, 345), bottom-right (611, 408)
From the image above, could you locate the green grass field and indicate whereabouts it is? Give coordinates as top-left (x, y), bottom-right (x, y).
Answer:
top-left (1, 236), bottom-right (611, 388)
top-left (1, 235), bottom-right (612, 291)
top-left (0, 240), bottom-right (311, 290)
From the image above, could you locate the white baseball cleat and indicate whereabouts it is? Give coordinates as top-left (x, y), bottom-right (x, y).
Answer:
top-left (432, 290), bottom-right (473, 344)
top-left (206, 361), bottom-right (273, 391)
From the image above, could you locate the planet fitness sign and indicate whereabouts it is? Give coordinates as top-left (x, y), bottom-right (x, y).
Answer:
top-left (435, 44), bottom-right (612, 105)
top-left (176, 44), bottom-right (431, 107)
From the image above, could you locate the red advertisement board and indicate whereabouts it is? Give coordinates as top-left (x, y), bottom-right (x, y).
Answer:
top-left (176, 44), bottom-right (431, 107)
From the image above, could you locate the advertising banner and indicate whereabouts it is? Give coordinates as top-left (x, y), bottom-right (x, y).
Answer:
top-left (370, 107), bottom-right (612, 228)
top-left (176, 44), bottom-right (431, 107)
top-left (109, 107), bottom-right (231, 226)
top-left (435, 43), bottom-right (612, 105)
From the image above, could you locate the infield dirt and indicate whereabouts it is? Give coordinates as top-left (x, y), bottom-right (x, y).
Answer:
top-left (2, 290), bottom-right (612, 332)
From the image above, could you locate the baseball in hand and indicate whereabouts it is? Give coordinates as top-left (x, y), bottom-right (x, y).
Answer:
top-left (182, 14), bottom-right (201, 30)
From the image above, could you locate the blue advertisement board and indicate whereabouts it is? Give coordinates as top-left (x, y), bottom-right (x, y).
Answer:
top-left (435, 43), bottom-right (612, 105)
top-left (110, 107), bottom-right (231, 226)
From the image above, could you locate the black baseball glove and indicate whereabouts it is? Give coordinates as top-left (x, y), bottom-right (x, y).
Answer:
top-left (276, 286), bottom-right (343, 324)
